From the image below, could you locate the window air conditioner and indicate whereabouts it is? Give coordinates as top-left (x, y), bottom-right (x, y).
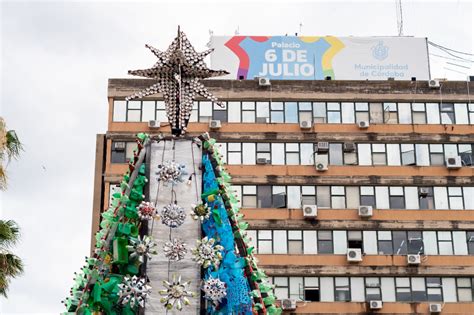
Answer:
top-left (113, 142), bottom-right (126, 151)
top-left (358, 205), bottom-right (373, 218)
top-left (315, 161), bottom-right (328, 172)
top-left (446, 156), bottom-right (462, 169)
top-left (347, 248), bottom-right (363, 262)
top-left (209, 120), bottom-right (221, 130)
top-left (258, 77), bottom-right (271, 86)
top-left (358, 120), bottom-right (370, 129)
top-left (343, 142), bottom-right (356, 152)
top-left (369, 300), bottom-right (383, 310)
top-left (148, 120), bottom-right (161, 128)
top-left (256, 157), bottom-right (270, 165)
top-left (429, 79), bottom-right (440, 88)
top-left (419, 188), bottom-right (430, 197)
top-left (316, 142), bottom-right (329, 153)
top-left (302, 205), bottom-right (317, 219)
top-left (281, 299), bottom-right (296, 310)
top-left (299, 120), bottom-right (312, 129)
top-left (429, 303), bottom-right (442, 313)
top-left (407, 254), bottom-right (421, 265)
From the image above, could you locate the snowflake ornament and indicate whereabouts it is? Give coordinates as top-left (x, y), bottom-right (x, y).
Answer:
top-left (127, 235), bottom-right (157, 263)
top-left (137, 201), bottom-right (158, 220)
top-left (190, 203), bottom-right (211, 221)
top-left (118, 276), bottom-right (152, 308)
top-left (192, 237), bottom-right (224, 268)
top-left (156, 161), bottom-right (187, 185)
top-left (163, 238), bottom-right (187, 261)
top-left (161, 203), bottom-right (186, 228)
top-left (202, 277), bottom-right (227, 305)
top-left (159, 274), bottom-right (195, 311)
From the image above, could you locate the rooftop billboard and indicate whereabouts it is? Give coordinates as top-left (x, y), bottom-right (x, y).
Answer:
top-left (210, 36), bottom-right (430, 80)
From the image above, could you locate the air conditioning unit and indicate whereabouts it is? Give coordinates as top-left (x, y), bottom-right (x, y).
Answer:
top-left (358, 120), bottom-right (370, 129)
top-left (299, 120), bottom-right (312, 129)
top-left (316, 142), bottom-right (329, 153)
top-left (302, 205), bottom-right (317, 219)
top-left (446, 156), bottom-right (462, 169)
top-left (315, 161), bottom-right (328, 172)
top-left (256, 157), bottom-right (270, 165)
top-left (113, 142), bottom-right (126, 151)
top-left (281, 298), bottom-right (296, 310)
top-left (258, 77), bottom-right (271, 86)
top-left (256, 117), bottom-right (269, 123)
top-left (429, 303), bottom-right (442, 313)
top-left (407, 254), bottom-right (421, 265)
top-left (369, 300), bottom-right (383, 310)
top-left (347, 248), bottom-right (363, 262)
top-left (429, 79), bottom-right (440, 88)
top-left (148, 120), bottom-right (161, 128)
top-left (343, 142), bottom-right (356, 152)
top-left (419, 187), bottom-right (430, 197)
top-left (209, 120), bottom-right (221, 130)
top-left (358, 205), bottom-right (373, 218)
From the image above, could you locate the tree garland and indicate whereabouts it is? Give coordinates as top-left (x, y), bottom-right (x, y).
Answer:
top-left (63, 133), bottom-right (153, 314)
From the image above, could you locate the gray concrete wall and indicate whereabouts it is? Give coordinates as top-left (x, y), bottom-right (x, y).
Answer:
top-left (145, 139), bottom-right (201, 315)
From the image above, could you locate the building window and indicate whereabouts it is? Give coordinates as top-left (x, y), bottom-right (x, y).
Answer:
top-left (213, 102), bottom-right (228, 122)
top-left (438, 232), bottom-right (454, 255)
top-left (347, 231), bottom-right (363, 250)
top-left (199, 101), bottom-right (212, 122)
top-left (272, 186), bottom-right (287, 208)
top-left (304, 277), bottom-right (320, 302)
top-left (331, 186), bottom-right (346, 208)
top-left (317, 186), bottom-right (330, 208)
top-left (407, 231), bottom-right (424, 254)
top-left (288, 230), bottom-right (303, 254)
top-left (467, 232), bottom-right (474, 255)
top-left (257, 230), bottom-right (272, 254)
top-left (459, 144), bottom-right (473, 166)
top-left (285, 102), bottom-right (298, 123)
top-left (365, 277), bottom-right (382, 301)
top-left (113, 100), bottom-right (126, 122)
top-left (412, 103), bottom-right (427, 124)
top-left (126, 101), bottom-right (142, 122)
top-left (383, 103), bottom-right (398, 124)
top-left (299, 102), bottom-right (313, 123)
top-left (469, 103), bottom-right (474, 124)
top-left (411, 278), bottom-right (427, 301)
top-left (372, 144), bottom-right (387, 165)
top-left (419, 187), bottom-right (435, 209)
top-left (329, 143), bottom-right (343, 165)
top-left (441, 103), bottom-right (455, 124)
top-left (242, 102), bottom-right (256, 123)
top-left (360, 186), bottom-right (376, 207)
top-left (429, 144), bottom-right (445, 165)
top-left (256, 143), bottom-right (271, 162)
top-left (377, 231), bottom-right (393, 255)
top-left (369, 103), bottom-right (384, 124)
top-left (313, 102), bottom-right (326, 123)
top-left (355, 102), bottom-right (369, 123)
top-left (242, 185), bottom-right (257, 208)
top-left (189, 101), bottom-right (198, 122)
top-left (334, 277), bottom-right (351, 301)
top-left (255, 101), bottom-right (269, 123)
top-left (227, 143), bottom-right (242, 165)
top-left (257, 186), bottom-right (272, 208)
top-left (426, 278), bottom-right (443, 301)
top-left (301, 186), bottom-right (316, 205)
top-left (456, 278), bottom-right (473, 302)
top-left (270, 102), bottom-right (284, 123)
top-left (395, 278), bottom-right (412, 301)
top-left (285, 143), bottom-right (300, 165)
top-left (393, 231), bottom-right (408, 255)
top-left (401, 144), bottom-right (416, 165)
top-left (317, 231), bottom-right (333, 254)
top-left (448, 187), bottom-right (464, 210)
top-left (274, 277), bottom-right (289, 299)
top-left (111, 141), bottom-right (136, 163)
top-left (142, 100), bottom-right (156, 122)
top-left (327, 102), bottom-right (341, 123)
top-left (389, 187), bottom-right (405, 209)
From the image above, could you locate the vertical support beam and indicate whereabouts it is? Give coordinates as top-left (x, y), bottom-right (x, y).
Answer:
top-left (146, 140), bottom-right (202, 314)
top-left (90, 134), bottom-right (106, 255)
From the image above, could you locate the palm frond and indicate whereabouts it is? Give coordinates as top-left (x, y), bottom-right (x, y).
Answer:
top-left (0, 166), bottom-right (6, 191)
top-left (0, 220), bottom-right (20, 248)
top-left (5, 130), bottom-right (23, 161)
top-left (0, 253), bottom-right (24, 277)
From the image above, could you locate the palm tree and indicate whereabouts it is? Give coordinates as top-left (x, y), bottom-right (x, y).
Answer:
top-left (0, 220), bottom-right (23, 297)
top-left (1, 117), bottom-right (23, 190)
top-left (0, 117), bottom-right (24, 297)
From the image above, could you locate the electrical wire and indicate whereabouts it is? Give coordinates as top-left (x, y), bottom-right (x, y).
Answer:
top-left (429, 53), bottom-right (473, 63)
top-left (428, 40), bottom-right (474, 56)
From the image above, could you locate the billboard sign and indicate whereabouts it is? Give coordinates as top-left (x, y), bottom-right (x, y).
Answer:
top-left (210, 36), bottom-right (430, 80)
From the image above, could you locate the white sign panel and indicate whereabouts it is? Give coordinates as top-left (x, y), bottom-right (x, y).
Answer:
top-left (210, 36), bottom-right (430, 80)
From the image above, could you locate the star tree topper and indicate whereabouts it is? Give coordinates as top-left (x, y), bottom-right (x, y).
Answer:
top-left (126, 27), bottom-right (229, 136)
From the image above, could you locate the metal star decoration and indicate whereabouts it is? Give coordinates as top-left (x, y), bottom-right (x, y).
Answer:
top-left (126, 27), bottom-right (229, 136)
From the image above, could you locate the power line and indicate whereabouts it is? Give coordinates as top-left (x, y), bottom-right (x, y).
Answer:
top-left (429, 43), bottom-right (474, 63)
top-left (428, 41), bottom-right (474, 56)
top-left (430, 53), bottom-right (474, 63)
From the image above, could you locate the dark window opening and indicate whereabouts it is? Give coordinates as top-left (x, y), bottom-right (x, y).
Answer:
top-left (304, 289), bottom-right (320, 302)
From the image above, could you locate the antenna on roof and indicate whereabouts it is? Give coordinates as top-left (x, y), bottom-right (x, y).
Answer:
top-left (299, 22), bottom-right (303, 35)
top-left (206, 29), bottom-right (214, 48)
top-left (235, 26), bottom-right (240, 35)
top-left (395, 0), bottom-right (404, 36)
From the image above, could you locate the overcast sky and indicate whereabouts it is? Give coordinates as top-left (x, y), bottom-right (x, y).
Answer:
top-left (0, 0), bottom-right (472, 313)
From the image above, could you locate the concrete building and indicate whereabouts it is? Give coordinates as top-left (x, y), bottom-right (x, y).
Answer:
top-left (93, 78), bottom-right (474, 314)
